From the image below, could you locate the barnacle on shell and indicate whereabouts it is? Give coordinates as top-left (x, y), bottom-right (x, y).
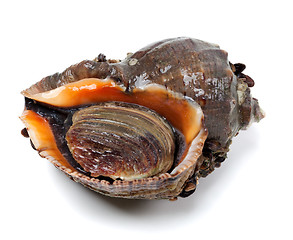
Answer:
top-left (20, 37), bottom-right (263, 200)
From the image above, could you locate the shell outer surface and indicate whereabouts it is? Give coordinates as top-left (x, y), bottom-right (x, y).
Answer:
top-left (21, 37), bottom-right (263, 199)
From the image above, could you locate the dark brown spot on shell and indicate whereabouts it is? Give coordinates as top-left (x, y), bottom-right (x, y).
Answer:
top-left (234, 63), bottom-right (246, 74)
top-left (96, 53), bottom-right (107, 62)
top-left (21, 128), bottom-right (29, 138)
top-left (179, 174), bottom-right (198, 198)
top-left (184, 182), bottom-right (197, 192)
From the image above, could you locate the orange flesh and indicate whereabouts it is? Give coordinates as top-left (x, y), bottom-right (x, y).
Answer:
top-left (20, 110), bottom-right (75, 172)
top-left (24, 78), bottom-right (201, 144)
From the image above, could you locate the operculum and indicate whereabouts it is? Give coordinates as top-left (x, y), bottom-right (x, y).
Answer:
top-left (66, 102), bottom-right (175, 180)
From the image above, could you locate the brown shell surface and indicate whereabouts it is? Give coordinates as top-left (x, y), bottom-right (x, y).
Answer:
top-left (24, 38), bottom-right (261, 146)
top-left (21, 37), bottom-right (263, 199)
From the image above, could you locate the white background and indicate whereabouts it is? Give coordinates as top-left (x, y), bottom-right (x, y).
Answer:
top-left (1, 0), bottom-right (292, 239)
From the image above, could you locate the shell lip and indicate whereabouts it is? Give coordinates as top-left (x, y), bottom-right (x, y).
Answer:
top-left (22, 96), bottom-right (208, 179)
top-left (170, 125), bottom-right (208, 176)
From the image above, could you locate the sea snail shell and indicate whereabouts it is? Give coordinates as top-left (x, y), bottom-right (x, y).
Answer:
top-left (20, 37), bottom-right (263, 200)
